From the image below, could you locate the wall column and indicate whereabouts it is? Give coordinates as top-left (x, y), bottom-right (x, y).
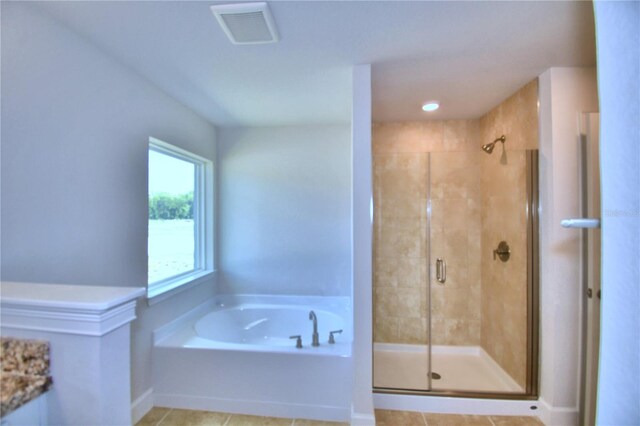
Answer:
top-left (351, 64), bottom-right (375, 425)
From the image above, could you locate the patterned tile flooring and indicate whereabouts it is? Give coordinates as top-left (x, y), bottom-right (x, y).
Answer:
top-left (136, 408), bottom-right (545, 426)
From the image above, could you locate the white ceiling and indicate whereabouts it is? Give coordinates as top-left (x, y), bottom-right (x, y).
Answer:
top-left (33, 1), bottom-right (596, 127)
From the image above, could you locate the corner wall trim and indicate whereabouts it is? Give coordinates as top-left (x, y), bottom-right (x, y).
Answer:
top-left (538, 398), bottom-right (579, 426)
top-left (132, 388), bottom-right (154, 424)
top-left (351, 408), bottom-right (376, 426)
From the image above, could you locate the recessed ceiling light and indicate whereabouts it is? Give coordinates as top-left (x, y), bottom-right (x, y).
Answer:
top-left (422, 102), bottom-right (440, 112)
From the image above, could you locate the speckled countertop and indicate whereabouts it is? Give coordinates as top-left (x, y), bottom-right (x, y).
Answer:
top-left (0, 337), bottom-right (52, 417)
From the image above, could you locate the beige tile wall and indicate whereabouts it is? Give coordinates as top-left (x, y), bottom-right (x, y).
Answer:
top-left (430, 151), bottom-right (482, 345)
top-left (479, 78), bottom-right (539, 389)
top-left (372, 79), bottom-right (538, 389)
top-left (372, 120), bottom-right (481, 345)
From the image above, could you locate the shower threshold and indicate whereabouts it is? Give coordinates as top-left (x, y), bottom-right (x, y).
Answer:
top-left (373, 343), bottom-right (523, 393)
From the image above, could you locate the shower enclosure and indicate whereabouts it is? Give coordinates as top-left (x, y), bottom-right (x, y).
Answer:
top-left (372, 79), bottom-right (539, 398)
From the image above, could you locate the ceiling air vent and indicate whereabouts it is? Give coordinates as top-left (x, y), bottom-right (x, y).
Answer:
top-left (211, 2), bottom-right (280, 45)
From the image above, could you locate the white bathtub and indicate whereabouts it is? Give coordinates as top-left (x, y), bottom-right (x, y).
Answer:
top-left (152, 295), bottom-right (353, 422)
top-left (193, 304), bottom-right (350, 351)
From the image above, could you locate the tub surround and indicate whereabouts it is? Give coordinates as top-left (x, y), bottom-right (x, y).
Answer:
top-left (0, 281), bottom-right (145, 425)
top-left (0, 337), bottom-right (52, 417)
top-left (155, 295), bottom-right (352, 355)
top-left (153, 295), bottom-right (353, 421)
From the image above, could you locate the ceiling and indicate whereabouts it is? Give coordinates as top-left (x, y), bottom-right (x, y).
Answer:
top-left (32, 1), bottom-right (596, 127)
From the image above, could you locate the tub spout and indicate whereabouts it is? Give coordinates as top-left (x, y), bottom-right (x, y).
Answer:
top-left (309, 310), bottom-right (320, 347)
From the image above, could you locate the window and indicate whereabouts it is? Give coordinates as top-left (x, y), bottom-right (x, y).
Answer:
top-left (148, 137), bottom-right (213, 300)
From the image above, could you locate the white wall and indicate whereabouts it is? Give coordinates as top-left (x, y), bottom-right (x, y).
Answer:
top-left (0, 2), bottom-right (216, 406)
top-left (217, 125), bottom-right (351, 296)
top-left (593, 2), bottom-right (640, 424)
top-left (350, 64), bottom-right (375, 425)
top-left (538, 67), bottom-right (598, 424)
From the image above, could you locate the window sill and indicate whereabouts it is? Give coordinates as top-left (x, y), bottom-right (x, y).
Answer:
top-left (147, 270), bottom-right (216, 306)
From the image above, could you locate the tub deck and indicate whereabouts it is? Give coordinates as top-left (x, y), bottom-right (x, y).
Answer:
top-left (152, 295), bottom-right (353, 422)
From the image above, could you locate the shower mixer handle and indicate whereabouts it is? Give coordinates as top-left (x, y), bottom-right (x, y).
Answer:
top-left (493, 241), bottom-right (511, 262)
top-left (436, 258), bottom-right (447, 284)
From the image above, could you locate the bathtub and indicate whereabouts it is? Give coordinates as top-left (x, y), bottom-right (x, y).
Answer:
top-left (151, 295), bottom-right (353, 422)
top-left (191, 303), bottom-right (350, 352)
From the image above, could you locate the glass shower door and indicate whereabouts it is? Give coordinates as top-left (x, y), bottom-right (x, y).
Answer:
top-left (372, 145), bottom-right (538, 395)
top-left (428, 151), bottom-right (483, 391)
top-left (429, 148), bottom-right (537, 394)
top-left (372, 150), bottom-right (431, 391)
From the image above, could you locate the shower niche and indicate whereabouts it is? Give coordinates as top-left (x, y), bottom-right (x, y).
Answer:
top-left (372, 79), bottom-right (539, 397)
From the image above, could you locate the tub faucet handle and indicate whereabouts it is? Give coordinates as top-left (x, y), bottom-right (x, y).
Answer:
top-left (289, 335), bottom-right (303, 349)
top-left (328, 329), bottom-right (343, 344)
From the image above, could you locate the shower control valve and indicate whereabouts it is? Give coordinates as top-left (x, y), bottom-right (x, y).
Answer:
top-left (328, 329), bottom-right (343, 344)
top-left (289, 335), bottom-right (303, 349)
top-left (493, 241), bottom-right (511, 262)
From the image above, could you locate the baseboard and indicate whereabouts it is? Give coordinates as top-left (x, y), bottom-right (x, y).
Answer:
top-left (153, 392), bottom-right (350, 423)
top-left (350, 408), bottom-right (376, 426)
top-left (351, 413), bottom-right (376, 425)
top-left (538, 398), bottom-right (579, 426)
top-left (131, 388), bottom-right (154, 424)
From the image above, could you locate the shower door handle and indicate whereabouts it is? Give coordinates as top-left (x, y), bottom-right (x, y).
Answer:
top-left (436, 258), bottom-right (446, 284)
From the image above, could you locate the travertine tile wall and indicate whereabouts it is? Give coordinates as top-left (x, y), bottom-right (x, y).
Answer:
top-left (372, 151), bottom-right (429, 343)
top-left (372, 120), bottom-right (481, 345)
top-left (372, 79), bottom-right (538, 389)
top-left (479, 78), bottom-right (539, 390)
top-left (430, 151), bottom-right (482, 345)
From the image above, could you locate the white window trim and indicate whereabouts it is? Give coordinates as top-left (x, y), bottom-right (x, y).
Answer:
top-left (147, 137), bottom-right (214, 302)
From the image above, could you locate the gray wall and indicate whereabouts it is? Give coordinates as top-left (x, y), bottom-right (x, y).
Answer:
top-left (1, 2), bottom-right (216, 402)
top-left (593, 2), bottom-right (640, 423)
top-left (217, 125), bottom-right (351, 296)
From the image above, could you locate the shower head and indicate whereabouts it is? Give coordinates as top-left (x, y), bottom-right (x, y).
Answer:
top-left (482, 135), bottom-right (506, 154)
top-left (481, 143), bottom-right (496, 154)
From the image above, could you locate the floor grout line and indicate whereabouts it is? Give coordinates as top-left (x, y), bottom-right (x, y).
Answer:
top-left (487, 414), bottom-right (498, 426)
top-left (222, 413), bottom-right (231, 426)
top-left (155, 408), bottom-right (172, 426)
top-left (144, 407), bottom-right (540, 426)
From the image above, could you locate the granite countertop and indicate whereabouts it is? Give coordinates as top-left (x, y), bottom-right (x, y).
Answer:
top-left (0, 337), bottom-right (52, 417)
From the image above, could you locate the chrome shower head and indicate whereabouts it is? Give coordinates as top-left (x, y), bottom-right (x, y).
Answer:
top-left (482, 135), bottom-right (506, 154)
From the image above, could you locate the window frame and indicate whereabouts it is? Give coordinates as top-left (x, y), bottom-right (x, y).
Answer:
top-left (147, 137), bottom-right (214, 302)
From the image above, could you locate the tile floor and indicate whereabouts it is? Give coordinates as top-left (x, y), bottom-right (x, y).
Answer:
top-left (136, 408), bottom-right (545, 426)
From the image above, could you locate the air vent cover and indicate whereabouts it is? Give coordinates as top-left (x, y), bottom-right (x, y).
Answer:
top-left (211, 2), bottom-right (279, 45)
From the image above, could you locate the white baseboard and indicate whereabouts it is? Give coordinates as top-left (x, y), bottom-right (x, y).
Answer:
top-left (131, 388), bottom-right (154, 424)
top-left (538, 398), bottom-right (579, 426)
top-left (350, 408), bottom-right (376, 426)
top-left (153, 393), bottom-right (350, 423)
top-left (140, 389), bottom-right (578, 425)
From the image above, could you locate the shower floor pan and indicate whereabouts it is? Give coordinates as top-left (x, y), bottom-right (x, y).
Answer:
top-left (374, 343), bottom-right (523, 393)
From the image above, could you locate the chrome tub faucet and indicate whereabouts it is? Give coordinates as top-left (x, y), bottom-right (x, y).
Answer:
top-left (309, 310), bottom-right (320, 346)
